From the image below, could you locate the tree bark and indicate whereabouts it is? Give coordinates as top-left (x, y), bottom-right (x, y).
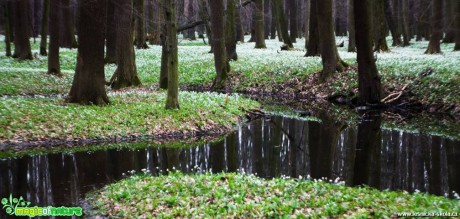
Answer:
top-left (184, 0), bottom-right (196, 40)
top-left (354, 0), bottom-right (383, 104)
top-left (316, 0), bottom-right (340, 81)
top-left (110, 0), bottom-right (142, 90)
top-left (105, 0), bottom-right (117, 63)
top-left (401, 0), bottom-right (410, 46)
top-left (384, 0), bottom-right (402, 47)
top-left (12, 0), bottom-right (32, 60)
top-left (2, 1), bottom-right (12, 57)
top-left (68, 0), bottom-right (109, 106)
top-left (416, 0), bottom-right (430, 41)
top-left (39, 0), bottom-right (49, 56)
top-left (264, 0), bottom-right (270, 39)
top-left (135, 0), bottom-right (149, 49)
top-left (270, 0), bottom-right (277, 39)
top-left (209, 0), bottom-right (230, 89)
top-left (305, 0), bottom-right (319, 56)
top-left (48, 0), bottom-right (61, 76)
top-left (254, 0), bottom-right (266, 48)
top-left (60, 0), bottom-right (77, 48)
top-left (442, 0), bottom-right (455, 43)
top-left (274, 0), bottom-right (293, 48)
top-left (236, 5), bottom-right (245, 42)
top-left (226, 0), bottom-right (238, 60)
top-left (425, 0), bottom-right (443, 54)
top-left (455, 0), bottom-right (460, 50)
top-left (289, 0), bottom-right (297, 42)
top-left (373, 0), bottom-right (390, 52)
top-left (163, 0), bottom-right (179, 109)
top-left (347, 0), bottom-right (356, 52)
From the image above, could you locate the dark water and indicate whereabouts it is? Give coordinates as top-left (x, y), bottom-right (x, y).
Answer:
top-left (1, 115), bottom-right (459, 216)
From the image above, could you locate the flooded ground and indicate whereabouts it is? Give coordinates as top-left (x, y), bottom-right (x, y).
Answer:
top-left (1, 115), bottom-right (459, 216)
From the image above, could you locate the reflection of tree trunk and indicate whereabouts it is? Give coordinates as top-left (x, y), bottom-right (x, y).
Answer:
top-left (428, 136), bottom-right (442, 195)
top-left (353, 115), bottom-right (382, 188)
top-left (445, 139), bottom-right (460, 196)
top-left (210, 141), bottom-right (225, 173)
top-left (344, 128), bottom-right (356, 186)
top-left (309, 114), bottom-right (344, 179)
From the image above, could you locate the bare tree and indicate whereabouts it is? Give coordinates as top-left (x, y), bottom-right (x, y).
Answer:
top-left (355, 0), bottom-right (383, 104)
top-left (425, 0), bottom-right (443, 54)
top-left (48, 0), bottom-right (61, 76)
top-left (209, 0), bottom-right (230, 89)
top-left (68, 0), bottom-right (109, 105)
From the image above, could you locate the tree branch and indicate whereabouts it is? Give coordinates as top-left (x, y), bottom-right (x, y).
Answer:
top-left (177, 20), bottom-right (205, 32)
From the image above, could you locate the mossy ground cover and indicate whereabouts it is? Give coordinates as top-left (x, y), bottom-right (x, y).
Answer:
top-left (87, 171), bottom-right (460, 218)
top-left (0, 91), bottom-right (259, 146)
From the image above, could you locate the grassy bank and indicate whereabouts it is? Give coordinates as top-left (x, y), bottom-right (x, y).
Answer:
top-left (0, 91), bottom-right (259, 146)
top-left (0, 37), bottom-right (458, 109)
top-left (86, 172), bottom-right (460, 218)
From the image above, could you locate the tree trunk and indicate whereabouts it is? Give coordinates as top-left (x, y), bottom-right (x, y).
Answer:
top-left (274, 0), bottom-right (293, 48)
top-left (425, 0), bottom-right (443, 54)
top-left (316, 0), bottom-right (339, 81)
top-left (105, 0), bottom-right (117, 63)
top-left (442, 0), bottom-right (455, 43)
top-left (110, 0), bottom-right (142, 90)
top-left (60, 0), bottom-right (77, 48)
top-left (347, 0), bottom-right (356, 52)
top-left (185, 0), bottom-right (196, 40)
top-left (68, 0), bottom-right (109, 106)
top-left (373, 0), bottom-right (390, 52)
top-left (305, 0), bottom-right (319, 56)
top-left (39, 0), bottom-right (49, 56)
top-left (416, 0), bottom-right (430, 41)
top-left (455, 0), bottom-right (460, 50)
top-left (236, 5), bottom-right (245, 42)
top-left (354, 0), bottom-right (383, 104)
top-left (12, 0), bottom-right (32, 60)
top-left (264, 0), bottom-right (270, 39)
top-left (163, 0), bottom-right (179, 109)
top-left (254, 0), bottom-right (266, 48)
top-left (226, 0), bottom-right (238, 60)
top-left (401, 0), bottom-right (410, 46)
top-left (48, 0), bottom-right (61, 76)
top-left (209, 0), bottom-right (230, 89)
top-left (2, 1), bottom-right (12, 57)
top-left (198, 0), bottom-right (213, 48)
top-left (135, 0), bottom-right (148, 49)
top-left (270, 0), bottom-right (277, 39)
top-left (289, 0), bottom-right (297, 42)
top-left (384, 0), bottom-right (402, 47)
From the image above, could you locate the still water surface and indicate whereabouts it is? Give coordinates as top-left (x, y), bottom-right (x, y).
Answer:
top-left (0, 116), bottom-right (459, 213)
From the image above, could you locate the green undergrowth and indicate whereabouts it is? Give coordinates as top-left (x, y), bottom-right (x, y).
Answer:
top-left (86, 171), bottom-right (460, 218)
top-left (0, 91), bottom-right (259, 144)
top-left (1, 37), bottom-right (458, 108)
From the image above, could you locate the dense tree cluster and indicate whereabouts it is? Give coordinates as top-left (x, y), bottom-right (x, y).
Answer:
top-left (0, 0), bottom-right (458, 106)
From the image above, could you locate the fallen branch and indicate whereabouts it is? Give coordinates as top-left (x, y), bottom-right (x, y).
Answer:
top-left (381, 84), bottom-right (408, 104)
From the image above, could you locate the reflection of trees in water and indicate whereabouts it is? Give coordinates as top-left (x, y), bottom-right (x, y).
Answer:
top-left (0, 116), bottom-right (459, 209)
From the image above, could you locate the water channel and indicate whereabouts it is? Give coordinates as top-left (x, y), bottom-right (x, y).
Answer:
top-left (1, 115), bottom-right (459, 217)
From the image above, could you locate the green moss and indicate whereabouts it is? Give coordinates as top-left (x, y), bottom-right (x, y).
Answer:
top-left (87, 172), bottom-right (460, 218)
top-left (0, 91), bottom-right (259, 144)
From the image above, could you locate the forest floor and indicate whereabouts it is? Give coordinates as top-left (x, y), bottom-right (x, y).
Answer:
top-left (0, 36), bottom-right (458, 118)
top-left (86, 171), bottom-right (460, 218)
top-left (0, 35), bottom-right (459, 149)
